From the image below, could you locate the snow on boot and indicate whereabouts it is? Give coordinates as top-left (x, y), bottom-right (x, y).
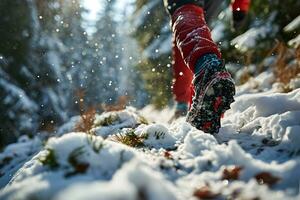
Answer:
top-left (186, 54), bottom-right (235, 133)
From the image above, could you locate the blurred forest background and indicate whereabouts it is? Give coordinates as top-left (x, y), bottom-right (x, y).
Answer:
top-left (0, 0), bottom-right (299, 148)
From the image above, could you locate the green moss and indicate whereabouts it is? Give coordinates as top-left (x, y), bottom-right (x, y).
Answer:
top-left (113, 129), bottom-right (148, 148)
top-left (95, 114), bottom-right (120, 127)
top-left (65, 146), bottom-right (89, 177)
top-left (154, 131), bottom-right (165, 140)
top-left (38, 148), bottom-right (59, 169)
top-left (138, 115), bottom-right (149, 125)
top-left (87, 135), bottom-right (104, 153)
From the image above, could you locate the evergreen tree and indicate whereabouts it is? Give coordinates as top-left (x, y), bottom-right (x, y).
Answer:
top-left (88, 0), bottom-right (122, 106)
top-left (0, 0), bottom-right (64, 147)
top-left (0, 0), bottom-right (86, 147)
top-left (57, 0), bottom-right (92, 114)
top-left (216, 0), bottom-right (300, 65)
top-left (132, 0), bottom-right (173, 108)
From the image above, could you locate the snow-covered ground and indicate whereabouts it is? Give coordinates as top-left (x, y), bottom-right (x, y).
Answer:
top-left (0, 71), bottom-right (300, 200)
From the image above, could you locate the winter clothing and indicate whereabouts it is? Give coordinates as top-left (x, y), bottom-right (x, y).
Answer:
top-left (176, 102), bottom-right (189, 112)
top-left (232, 0), bottom-right (250, 12)
top-left (169, 0), bottom-right (250, 106)
top-left (232, 0), bottom-right (250, 30)
top-left (175, 102), bottom-right (189, 119)
top-left (165, 0), bottom-right (244, 133)
top-left (172, 39), bottom-right (194, 104)
top-left (172, 4), bottom-right (221, 71)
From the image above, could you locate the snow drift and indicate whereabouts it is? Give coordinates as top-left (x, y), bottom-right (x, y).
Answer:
top-left (0, 71), bottom-right (300, 200)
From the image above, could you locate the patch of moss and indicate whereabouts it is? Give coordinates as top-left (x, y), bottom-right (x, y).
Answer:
top-left (154, 131), bottom-right (165, 140)
top-left (138, 115), bottom-right (149, 125)
top-left (65, 146), bottom-right (89, 177)
top-left (38, 148), bottom-right (59, 169)
top-left (87, 136), bottom-right (104, 153)
top-left (95, 114), bottom-right (120, 127)
top-left (112, 129), bottom-right (148, 148)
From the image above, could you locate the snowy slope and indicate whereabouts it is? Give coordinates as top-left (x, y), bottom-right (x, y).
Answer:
top-left (0, 72), bottom-right (300, 200)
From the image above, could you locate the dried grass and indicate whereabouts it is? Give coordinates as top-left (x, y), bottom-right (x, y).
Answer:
top-left (239, 67), bottom-right (252, 85)
top-left (273, 42), bottom-right (300, 92)
top-left (74, 90), bottom-right (96, 134)
top-left (240, 41), bottom-right (300, 90)
top-left (94, 114), bottom-right (120, 127)
top-left (38, 148), bottom-right (59, 169)
top-left (101, 95), bottom-right (130, 112)
top-left (111, 129), bottom-right (148, 148)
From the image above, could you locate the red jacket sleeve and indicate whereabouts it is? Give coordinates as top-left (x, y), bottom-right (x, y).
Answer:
top-left (231, 0), bottom-right (251, 12)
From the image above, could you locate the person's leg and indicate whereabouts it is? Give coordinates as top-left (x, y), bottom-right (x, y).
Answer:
top-left (168, 1), bottom-right (201, 119)
top-left (170, 0), bottom-right (223, 119)
top-left (164, 0), bottom-right (235, 133)
top-left (168, 0), bottom-right (217, 112)
top-left (172, 38), bottom-right (193, 118)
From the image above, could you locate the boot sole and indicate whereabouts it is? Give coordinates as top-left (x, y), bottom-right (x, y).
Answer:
top-left (186, 72), bottom-right (235, 134)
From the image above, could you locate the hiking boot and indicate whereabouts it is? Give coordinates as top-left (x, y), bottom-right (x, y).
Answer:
top-left (186, 54), bottom-right (235, 134)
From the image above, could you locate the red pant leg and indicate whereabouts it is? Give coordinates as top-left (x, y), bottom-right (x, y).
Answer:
top-left (232, 0), bottom-right (251, 12)
top-left (171, 4), bottom-right (223, 106)
top-left (172, 37), bottom-right (193, 105)
top-left (172, 4), bottom-right (221, 72)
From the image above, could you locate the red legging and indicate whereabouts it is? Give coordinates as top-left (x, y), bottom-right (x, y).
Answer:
top-left (171, 0), bottom-right (250, 106)
top-left (171, 4), bottom-right (220, 105)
